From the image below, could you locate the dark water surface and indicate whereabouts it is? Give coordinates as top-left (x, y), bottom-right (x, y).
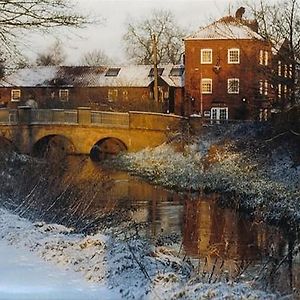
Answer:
top-left (11, 155), bottom-right (299, 296)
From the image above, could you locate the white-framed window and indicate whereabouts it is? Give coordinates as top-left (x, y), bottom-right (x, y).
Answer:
top-left (201, 78), bottom-right (212, 94)
top-left (108, 89), bottom-right (118, 101)
top-left (59, 89), bottom-right (69, 102)
top-left (211, 107), bottom-right (228, 123)
top-left (201, 49), bottom-right (212, 64)
top-left (227, 78), bottom-right (240, 94)
top-left (11, 89), bottom-right (21, 102)
top-left (228, 48), bottom-right (240, 64)
top-left (278, 61), bottom-right (282, 76)
top-left (284, 64), bottom-right (288, 77)
top-left (278, 84), bottom-right (282, 98)
top-left (259, 80), bottom-right (263, 95)
top-left (264, 51), bottom-right (269, 66)
top-left (264, 80), bottom-right (268, 95)
top-left (259, 50), bottom-right (268, 65)
top-left (259, 80), bottom-right (268, 95)
top-left (289, 64), bottom-right (293, 78)
top-left (284, 84), bottom-right (288, 96)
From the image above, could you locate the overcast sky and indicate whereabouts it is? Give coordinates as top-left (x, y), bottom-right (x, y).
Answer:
top-left (25, 0), bottom-right (243, 65)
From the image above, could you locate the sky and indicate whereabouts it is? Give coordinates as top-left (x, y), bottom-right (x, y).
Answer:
top-left (25, 0), bottom-right (243, 65)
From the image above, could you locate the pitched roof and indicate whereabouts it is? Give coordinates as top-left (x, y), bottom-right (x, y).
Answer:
top-left (0, 65), bottom-right (184, 88)
top-left (185, 16), bottom-right (264, 41)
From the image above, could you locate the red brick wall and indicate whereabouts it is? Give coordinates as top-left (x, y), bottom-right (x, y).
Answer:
top-left (184, 39), bottom-right (271, 119)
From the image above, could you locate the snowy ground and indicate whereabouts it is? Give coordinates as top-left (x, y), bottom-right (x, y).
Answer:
top-left (0, 208), bottom-right (278, 299)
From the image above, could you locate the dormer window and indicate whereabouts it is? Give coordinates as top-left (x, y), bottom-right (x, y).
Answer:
top-left (149, 68), bottom-right (164, 76)
top-left (169, 67), bottom-right (184, 76)
top-left (105, 68), bottom-right (121, 77)
top-left (228, 48), bottom-right (240, 64)
top-left (201, 49), bottom-right (212, 64)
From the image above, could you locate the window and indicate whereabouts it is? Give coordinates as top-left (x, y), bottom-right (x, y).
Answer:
top-left (211, 107), bottom-right (228, 123)
top-left (278, 61), bottom-right (282, 76)
top-left (227, 78), bottom-right (240, 94)
top-left (278, 84), bottom-right (282, 98)
top-left (201, 78), bottom-right (212, 94)
top-left (284, 85), bottom-right (288, 96)
top-left (228, 48), bottom-right (240, 64)
top-left (259, 80), bottom-right (268, 95)
top-left (289, 64), bottom-right (293, 78)
top-left (259, 50), bottom-right (268, 65)
top-left (259, 50), bottom-right (264, 65)
top-left (264, 51), bottom-right (268, 66)
top-left (169, 67), bottom-right (184, 76)
top-left (284, 65), bottom-right (288, 77)
top-left (59, 89), bottom-right (69, 102)
top-left (105, 68), bottom-right (121, 77)
top-left (11, 89), bottom-right (21, 102)
top-left (259, 80), bottom-right (263, 95)
top-left (201, 49), bottom-right (212, 64)
top-left (149, 68), bottom-right (164, 76)
top-left (123, 90), bottom-right (128, 101)
top-left (264, 80), bottom-right (268, 95)
top-left (108, 89), bottom-right (118, 101)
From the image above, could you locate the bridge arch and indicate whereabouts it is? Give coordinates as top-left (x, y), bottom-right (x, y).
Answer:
top-left (90, 137), bottom-right (127, 161)
top-left (32, 134), bottom-right (76, 159)
top-left (0, 135), bottom-right (18, 153)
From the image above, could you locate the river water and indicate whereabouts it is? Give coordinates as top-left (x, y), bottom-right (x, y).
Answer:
top-left (6, 155), bottom-right (300, 296)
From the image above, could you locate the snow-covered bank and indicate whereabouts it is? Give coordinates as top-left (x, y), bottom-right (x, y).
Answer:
top-left (0, 240), bottom-right (115, 300)
top-left (112, 123), bottom-right (300, 228)
top-left (0, 208), bottom-right (277, 299)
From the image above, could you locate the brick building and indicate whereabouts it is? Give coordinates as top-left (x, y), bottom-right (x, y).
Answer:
top-left (0, 65), bottom-right (184, 115)
top-left (184, 15), bottom-right (274, 121)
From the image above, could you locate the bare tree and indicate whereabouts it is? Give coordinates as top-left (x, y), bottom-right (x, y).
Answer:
top-left (36, 40), bottom-right (66, 66)
top-left (245, 0), bottom-right (300, 105)
top-left (0, 0), bottom-right (87, 59)
top-left (123, 9), bottom-right (185, 65)
top-left (80, 49), bottom-right (112, 66)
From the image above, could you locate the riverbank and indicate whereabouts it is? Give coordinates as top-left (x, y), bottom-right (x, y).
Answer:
top-left (111, 122), bottom-right (300, 230)
top-left (0, 208), bottom-right (277, 299)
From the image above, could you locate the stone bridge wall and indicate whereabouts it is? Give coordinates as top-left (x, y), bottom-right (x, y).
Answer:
top-left (0, 107), bottom-right (186, 155)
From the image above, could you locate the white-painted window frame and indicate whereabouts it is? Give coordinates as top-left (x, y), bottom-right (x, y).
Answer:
top-left (11, 89), bottom-right (21, 102)
top-left (227, 78), bottom-right (240, 94)
top-left (201, 49), bottom-right (212, 64)
top-left (59, 89), bottom-right (69, 102)
top-left (228, 48), bottom-right (240, 64)
top-left (201, 78), bottom-right (212, 94)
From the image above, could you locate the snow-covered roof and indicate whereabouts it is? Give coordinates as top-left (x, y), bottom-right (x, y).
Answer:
top-left (185, 16), bottom-right (264, 41)
top-left (0, 65), bottom-right (184, 88)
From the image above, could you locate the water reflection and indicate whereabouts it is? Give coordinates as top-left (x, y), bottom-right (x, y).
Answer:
top-left (12, 156), bottom-right (299, 295)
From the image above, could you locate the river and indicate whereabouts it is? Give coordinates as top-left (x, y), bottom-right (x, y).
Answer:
top-left (3, 155), bottom-right (300, 296)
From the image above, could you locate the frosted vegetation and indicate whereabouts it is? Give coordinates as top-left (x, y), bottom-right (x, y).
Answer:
top-left (112, 122), bottom-right (300, 229)
top-left (0, 122), bottom-right (298, 298)
top-left (0, 208), bottom-right (277, 299)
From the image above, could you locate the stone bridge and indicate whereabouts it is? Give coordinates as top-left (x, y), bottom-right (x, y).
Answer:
top-left (0, 107), bottom-right (186, 158)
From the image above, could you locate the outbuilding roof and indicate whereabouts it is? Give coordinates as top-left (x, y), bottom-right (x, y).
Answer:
top-left (0, 65), bottom-right (184, 88)
top-left (185, 16), bottom-right (264, 41)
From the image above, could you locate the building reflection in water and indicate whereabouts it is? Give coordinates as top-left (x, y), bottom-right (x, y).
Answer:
top-left (57, 157), bottom-right (299, 294)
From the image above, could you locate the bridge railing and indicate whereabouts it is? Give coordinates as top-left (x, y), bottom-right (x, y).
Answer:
top-left (0, 109), bottom-right (17, 124)
top-left (31, 109), bottom-right (78, 124)
top-left (91, 111), bottom-right (129, 128)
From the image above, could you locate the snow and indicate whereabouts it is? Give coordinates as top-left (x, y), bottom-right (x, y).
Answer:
top-left (186, 18), bottom-right (264, 40)
top-left (0, 240), bottom-right (115, 300)
top-left (0, 64), bottom-right (184, 88)
top-left (0, 207), bottom-right (277, 299)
